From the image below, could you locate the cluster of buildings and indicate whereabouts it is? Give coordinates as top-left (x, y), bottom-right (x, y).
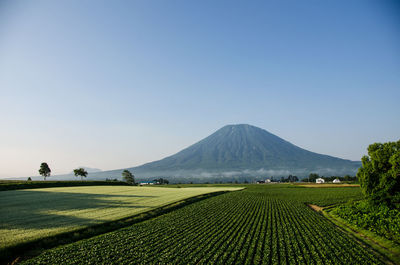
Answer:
top-left (255, 178), bottom-right (341, 184)
top-left (315, 178), bottom-right (341, 183)
top-left (139, 180), bottom-right (160, 186)
top-left (255, 179), bottom-right (272, 184)
top-left (315, 178), bottom-right (324, 183)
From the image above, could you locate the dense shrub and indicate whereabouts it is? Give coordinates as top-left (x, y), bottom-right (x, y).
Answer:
top-left (332, 201), bottom-right (400, 244)
top-left (357, 140), bottom-right (400, 206)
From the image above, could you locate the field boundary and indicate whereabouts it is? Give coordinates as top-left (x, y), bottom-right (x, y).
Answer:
top-left (1, 189), bottom-right (241, 265)
top-left (296, 183), bottom-right (360, 188)
top-left (316, 205), bottom-right (400, 265)
top-left (0, 180), bottom-right (131, 191)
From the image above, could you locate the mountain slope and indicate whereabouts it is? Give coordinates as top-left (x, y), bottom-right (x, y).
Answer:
top-left (116, 124), bottom-right (360, 178)
top-left (42, 124), bottom-right (360, 180)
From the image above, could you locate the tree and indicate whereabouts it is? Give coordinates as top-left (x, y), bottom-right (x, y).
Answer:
top-left (308, 173), bottom-right (320, 183)
top-left (154, 178), bottom-right (169, 185)
top-left (73, 168), bottom-right (88, 181)
top-left (122, 170), bottom-right (135, 185)
top-left (287, 175), bottom-right (299, 182)
top-left (27, 177), bottom-right (32, 181)
top-left (357, 140), bottom-right (400, 206)
top-left (39, 162), bottom-right (51, 181)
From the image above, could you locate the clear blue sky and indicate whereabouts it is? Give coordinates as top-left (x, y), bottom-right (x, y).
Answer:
top-left (0, 0), bottom-right (399, 178)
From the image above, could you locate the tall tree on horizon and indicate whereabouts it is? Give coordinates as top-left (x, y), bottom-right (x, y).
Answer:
top-left (38, 162), bottom-right (51, 181)
top-left (122, 170), bottom-right (135, 185)
top-left (74, 168), bottom-right (88, 181)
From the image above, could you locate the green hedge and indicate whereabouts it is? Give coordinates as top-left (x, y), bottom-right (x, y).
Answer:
top-left (0, 180), bottom-right (130, 191)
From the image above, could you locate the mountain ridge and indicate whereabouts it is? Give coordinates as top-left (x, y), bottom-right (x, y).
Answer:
top-left (100, 124), bottom-right (360, 179)
top-left (25, 124), bottom-right (360, 181)
top-left (136, 124), bottom-right (356, 170)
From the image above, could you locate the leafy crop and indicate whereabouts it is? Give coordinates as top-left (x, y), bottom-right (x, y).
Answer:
top-left (0, 186), bottom-right (239, 250)
top-left (23, 185), bottom-right (383, 264)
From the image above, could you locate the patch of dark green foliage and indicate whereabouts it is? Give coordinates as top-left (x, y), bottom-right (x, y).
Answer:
top-left (332, 200), bottom-right (400, 244)
top-left (0, 180), bottom-right (130, 192)
top-left (332, 140), bottom-right (400, 245)
top-left (358, 140), bottom-right (400, 207)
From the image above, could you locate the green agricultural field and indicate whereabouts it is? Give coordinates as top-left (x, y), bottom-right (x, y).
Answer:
top-left (0, 185), bottom-right (241, 250)
top-left (22, 185), bottom-right (387, 265)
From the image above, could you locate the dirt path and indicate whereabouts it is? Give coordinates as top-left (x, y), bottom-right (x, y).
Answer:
top-left (308, 204), bottom-right (323, 212)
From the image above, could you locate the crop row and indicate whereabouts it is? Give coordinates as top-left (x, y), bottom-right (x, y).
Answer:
top-left (23, 186), bottom-right (380, 264)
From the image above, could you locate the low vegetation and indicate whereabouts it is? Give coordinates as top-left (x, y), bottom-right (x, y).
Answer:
top-left (21, 185), bottom-right (385, 264)
top-left (331, 200), bottom-right (400, 244)
top-left (0, 186), bottom-right (240, 252)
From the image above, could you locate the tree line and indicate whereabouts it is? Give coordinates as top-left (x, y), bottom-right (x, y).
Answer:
top-left (37, 163), bottom-right (134, 184)
top-left (302, 173), bottom-right (357, 183)
top-left (38, 163), bottom-right (89, 181)
top-left (36, 163), bottom-right (146, 186)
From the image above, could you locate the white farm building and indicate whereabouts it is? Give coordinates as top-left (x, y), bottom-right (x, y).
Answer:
top-left (316, 178), bottom-right (325, 184)
top-left (333, 178), bottom-right (341, 183)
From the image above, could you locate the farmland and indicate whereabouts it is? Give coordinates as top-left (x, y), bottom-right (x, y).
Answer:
top-left (21, 185), bottom-right (388, 264)
top-left (0, 185), bottom-right (241, 250)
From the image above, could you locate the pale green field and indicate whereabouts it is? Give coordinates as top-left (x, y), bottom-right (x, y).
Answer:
top-left (0, 186), bottom-right (241, 249)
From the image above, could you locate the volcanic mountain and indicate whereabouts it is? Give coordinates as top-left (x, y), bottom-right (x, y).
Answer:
top-left (92, 124), bottom-right (361, 179)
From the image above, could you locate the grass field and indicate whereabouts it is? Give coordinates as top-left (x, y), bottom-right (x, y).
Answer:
top-left (21, 185), bottom-right (387, 265)
top-left (0, 185), bottom-right (241, 250)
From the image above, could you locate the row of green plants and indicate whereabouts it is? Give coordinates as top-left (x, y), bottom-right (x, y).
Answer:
top-left (248, 184), bottom-right (363, 206)
top-left (1, 191), bottom-right (228, 264)
top-left (22, 186), bottom-right (382, 264)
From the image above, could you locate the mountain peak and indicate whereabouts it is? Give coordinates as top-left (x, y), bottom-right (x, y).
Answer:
top-left (223, 123), bottom-right (254, 128)
top-left (221, 124), bottom-right (263, 130)
top-left (130, 124), bottom-right (360, 177)
top-left (219, 124), bottom-right (275, 135)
